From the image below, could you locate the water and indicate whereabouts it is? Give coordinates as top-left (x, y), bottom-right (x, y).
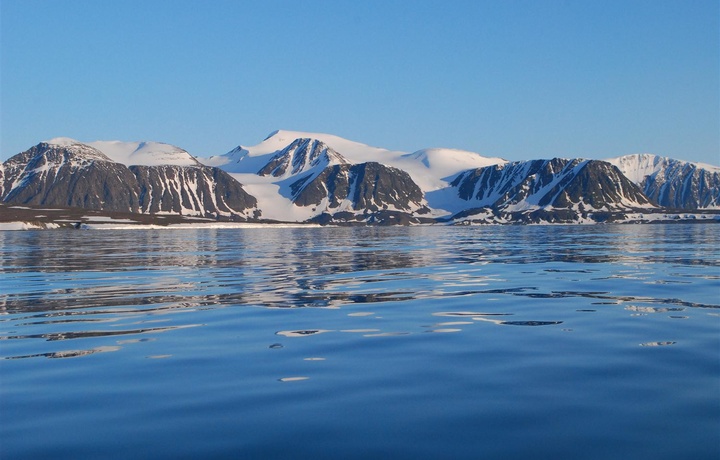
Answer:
top-left (1, 224), bottom-right (718, 459)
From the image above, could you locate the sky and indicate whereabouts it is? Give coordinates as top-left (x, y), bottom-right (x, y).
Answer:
top-left (1, 0), bottom-right (718, 165)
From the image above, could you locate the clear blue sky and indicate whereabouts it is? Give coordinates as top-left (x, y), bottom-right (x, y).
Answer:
top-left (2, 0), bottom-right (718, 165)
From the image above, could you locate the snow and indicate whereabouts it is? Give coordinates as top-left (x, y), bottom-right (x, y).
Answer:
top-left (231, 173), bottom-right (320, 222)
top-left (17, 130), bottom-right (718, 224)
top-left (606, 154), bottom-right (666, 183)
top-left (42, 137), bottom-right (200, 167)
top-left (199, 129), bottom-right (507, 194)
top-left (606, 153), bottom-right (720, 183)
top-left (88, 140), bottom-right (200, 167)
top-left (0, 222), bottom-right (61, 230)
top-left (44, 137), bottom-right (84, 147)
top-left (401, 148), bottom-right (505, 178)
top-left (194, 129), bottom-right (509, 220)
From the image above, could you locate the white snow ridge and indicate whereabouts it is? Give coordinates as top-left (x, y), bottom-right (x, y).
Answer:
top-left (88, 140), bottom-right (201, 167)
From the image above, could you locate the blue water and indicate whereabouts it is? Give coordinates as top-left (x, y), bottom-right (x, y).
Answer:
top-left (1, 224), bottom-right (719, 459)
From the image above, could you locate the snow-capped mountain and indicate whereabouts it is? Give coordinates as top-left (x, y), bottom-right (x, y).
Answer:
top-left (606, 154), bottom-right (720, 209)
top-left (2, 140), bottom-right (130, 209)
top-left (202, 129), bottom-right (506, 193)
top-left (437, 158), bottom-right (653, 223)
top-left (257, 138), bottom-right (349, 178)
top-left (198, 130), bottom-right (507, 223)
top-left (41, 137), bottom-right (201, 167)
top-left (290, 162), bottom-right (431, 224)
top-left (247, 138), bottom-right (430, 222)
top-left (2, 131), bottom-right (718, 226)
top-left (87, 139), bottom-right (201, 167)
top-left (2, 140), bottom-right (257, 218)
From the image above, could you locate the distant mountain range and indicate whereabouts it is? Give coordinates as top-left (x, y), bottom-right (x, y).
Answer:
top-left (1, 130), bottom-right (718, 226)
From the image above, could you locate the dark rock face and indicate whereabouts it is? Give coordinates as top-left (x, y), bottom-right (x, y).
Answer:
top-left (642, 164), bottom-right (720, 209)
top-left (2, 143), bottom-right (257, 218)
top-left (3, 137), bottom-right (717, 226)
top-left (290, 162), bottom-right (427, 213)
top-left (351, 162), bottom-right (426, 212)
top-left (258, 138), bottom-right (348, 177)
top-left (130, 165), bottom-right (256, 215)
top-left (608, 154), bottom-right (720, 210)
top-left (2, 143), bottom-right (141, 211)
top-left (290, 164), bottom-right (350, 208)
top-left (451, 158), bottom-right (652, 213)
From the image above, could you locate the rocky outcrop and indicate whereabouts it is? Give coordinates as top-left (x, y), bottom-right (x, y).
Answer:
top-left (290, 162), bottom-right (429, 215)
top-left (130, 165), bottom-right (257, 216)
top-left (2, 142), bottom-right (258, 218)
top-left (258, 138), bottom-right (348, 178)
top-left (447, 158), bottom-right (653, 222)
top-left (3, 133), bottom-right (718, 226)
top-left (607, 154), bottom-right (720, 209)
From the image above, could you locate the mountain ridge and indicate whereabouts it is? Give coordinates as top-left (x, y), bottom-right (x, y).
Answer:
top-left (2, 130), bottom-right (719, 226)
top-left (606, 153), bottom-right (720, 209)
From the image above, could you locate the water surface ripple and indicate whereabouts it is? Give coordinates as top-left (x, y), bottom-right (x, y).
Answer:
top-left (1, 225), bottom-right (718, 459)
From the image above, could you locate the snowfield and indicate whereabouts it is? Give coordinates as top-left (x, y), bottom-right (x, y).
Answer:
top-left (44, 137), bottom-right (200, 167)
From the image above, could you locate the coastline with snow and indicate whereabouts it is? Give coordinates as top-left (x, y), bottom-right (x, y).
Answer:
top-left (2, 130), bottom-right (718, 227)
top-left (1, 203), bottom-right (718, 231)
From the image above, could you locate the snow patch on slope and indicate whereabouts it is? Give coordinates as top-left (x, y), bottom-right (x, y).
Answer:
top-left (606, 153), bottom-right (720, 182)
top-left (229, 173), bottom-right (318, 222)
top-left (43, 138), bottom-right (201, 167)
top-left (201, 130), bottom-right (507, 194)
top-left (88, 141), bottom-right (200, 167)
top-left (44, 137), bottom-right (84, 147)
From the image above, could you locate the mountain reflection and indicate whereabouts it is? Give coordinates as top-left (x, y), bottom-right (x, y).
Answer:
top-left (1, 225), bottom-right (718, 361)
top-left (5, 345), bottom-right (121, 360)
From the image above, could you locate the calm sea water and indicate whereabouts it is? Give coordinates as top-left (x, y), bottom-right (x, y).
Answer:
top-left (1, 224), bottom-right (718, 460)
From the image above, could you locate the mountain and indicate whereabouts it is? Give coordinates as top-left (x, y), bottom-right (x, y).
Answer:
top-left (606, 154), bottom-right (720, 209)
top-left (257, 138), bottom-right (349, 178)
top-left (1, 140), bottom-right (258, 219)
top-left (200, 130), bottom-right (506, 222)
top-left (202, 129), bottom-right (506, 192)
top-left (292, 162), bottom-right (431, 225)
top-left (86, 139), bottom-right (201, 167)
top-left (441, 158), bottom-right (654, 223)
top-left (2, 131), bottom-right (719, 226)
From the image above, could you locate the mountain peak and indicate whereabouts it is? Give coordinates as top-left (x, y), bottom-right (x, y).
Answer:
top-left (43, 137), bottom-right (84, 147)
top-left (87, 140), bottom-right (200, 167)
top-left (37, 138), bottom-right (200, 167)
top-left (263, 129), bottom-right (281, 141)
top-left (257, 138), bottom-right (348, 178)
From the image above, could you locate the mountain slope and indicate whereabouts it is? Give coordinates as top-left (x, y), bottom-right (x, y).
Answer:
top-left (2, 131), bottom-right (718, 226)
top-left (87, 139), bottom-right (201, 167)
top-left (202, 130), bottom-right (507, 193)
top-left (2, 141), bottom-right (140, 210)
top-left (289, 162), bottom-right (428, 210)
top-left (202, 130), bottom-right (507, 222)
top-left (257, 138), bottom-right (349, 178)
top-left (442, 158), bottom-right (654, 223)
top-left (607, 154), bottom-right (720, 209)
top-left (2, 141), bottom-right (258, 218)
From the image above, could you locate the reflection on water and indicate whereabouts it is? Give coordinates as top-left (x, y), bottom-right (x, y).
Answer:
top-left (4, 324), bottom-right (200, 342)
top-left (1, 225), bottom-right (719, 459)
top-left (276, 329), bottom-right (332, 337)
top-left (5, 345), bottom-right (121, 360)
top-left (278, 376), bottom-right (310, 382)
top-left (1, 225), bottom-right (719, 360)
top-left (640, 341), bottom-right (677, 347)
